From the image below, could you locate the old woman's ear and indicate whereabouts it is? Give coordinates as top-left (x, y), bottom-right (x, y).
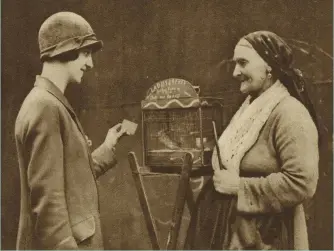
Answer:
top-left (266, 66), bottom-right (272, 73)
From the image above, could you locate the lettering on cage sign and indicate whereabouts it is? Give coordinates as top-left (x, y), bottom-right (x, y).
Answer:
top-left (146, 78), bottom-right (197, 100)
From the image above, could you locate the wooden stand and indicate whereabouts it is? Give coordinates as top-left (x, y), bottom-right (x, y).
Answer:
top-left (128, 151), bottom-right (196, 250)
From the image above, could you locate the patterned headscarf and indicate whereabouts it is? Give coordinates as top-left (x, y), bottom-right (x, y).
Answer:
top-left (242, 31), bottom-right (319, 134)
top-left (243, 31), bottom-right (305, 94)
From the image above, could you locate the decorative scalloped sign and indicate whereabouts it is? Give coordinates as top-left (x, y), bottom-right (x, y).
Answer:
top-left (142, 78), bottom-right (200, 109)
top-left (145, 78), bottom-right (198, 101)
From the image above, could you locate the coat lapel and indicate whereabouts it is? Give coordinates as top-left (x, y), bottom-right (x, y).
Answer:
top-left (34, 76), bottom-right (97, 177)
top-left (34, 76), bottom-right (87, 136)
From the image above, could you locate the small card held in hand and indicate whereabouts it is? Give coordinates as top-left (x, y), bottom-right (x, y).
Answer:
top-left (122, 119), bottom-right (138, 135)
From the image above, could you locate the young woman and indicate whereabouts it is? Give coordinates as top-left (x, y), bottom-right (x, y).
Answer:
top-left (15, 12), bottom-right (127, 250)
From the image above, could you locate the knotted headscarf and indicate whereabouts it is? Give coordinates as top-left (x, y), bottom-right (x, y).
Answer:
top-left (242, 31), bottom-right (319, 134)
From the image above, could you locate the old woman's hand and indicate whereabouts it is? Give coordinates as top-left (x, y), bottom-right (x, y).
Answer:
top-left (213, 169), bottom-right (240, 195)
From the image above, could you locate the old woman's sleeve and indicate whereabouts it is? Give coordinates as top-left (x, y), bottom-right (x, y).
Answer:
top-left (237, 100), bottom-right (319, 214)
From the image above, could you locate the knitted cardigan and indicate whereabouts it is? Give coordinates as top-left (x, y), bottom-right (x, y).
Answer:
top-left (237, 95), bottom-right (319, 250)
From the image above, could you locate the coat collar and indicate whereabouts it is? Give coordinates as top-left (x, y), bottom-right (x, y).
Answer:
top-left (34, 76), bottom-right (87, 136)
top-left (34, 75), bottom-right (76, 116)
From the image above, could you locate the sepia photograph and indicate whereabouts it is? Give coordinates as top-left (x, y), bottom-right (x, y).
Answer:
top-left (2, 0), bottom-right (333, 250)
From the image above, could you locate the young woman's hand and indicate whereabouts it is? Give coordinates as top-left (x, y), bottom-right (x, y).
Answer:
top-left (103, 123), bottom-right (127, 150)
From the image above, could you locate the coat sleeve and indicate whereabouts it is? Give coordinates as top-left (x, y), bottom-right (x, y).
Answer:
top-left (237, 103), bottom-right (319, 214)
top-left (22, 102), bottom-right (78, 249)
top-left (91, 143), bottom-right (118, 178)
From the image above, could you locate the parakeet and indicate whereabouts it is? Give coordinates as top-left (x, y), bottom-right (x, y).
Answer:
top-left (157, 129), bottom-right (181, 149)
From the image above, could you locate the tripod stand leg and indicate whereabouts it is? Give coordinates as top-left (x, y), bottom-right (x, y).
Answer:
top-left (128, 152), bottom-right (160, 250)
top-left (186, 184), bottom-right (195, 216)
top-left (166, 152), bottom-right (193, 250)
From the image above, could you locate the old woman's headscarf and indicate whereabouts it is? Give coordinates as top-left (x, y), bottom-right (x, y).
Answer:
top-left (242, 30), bottom-right (319, 133)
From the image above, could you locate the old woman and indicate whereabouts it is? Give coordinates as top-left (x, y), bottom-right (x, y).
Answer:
top-left (185, 31), bottom-right (319, 250)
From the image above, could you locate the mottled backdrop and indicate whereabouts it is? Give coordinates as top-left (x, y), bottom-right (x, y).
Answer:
top-left (2, 0), bottom-right (332, 249)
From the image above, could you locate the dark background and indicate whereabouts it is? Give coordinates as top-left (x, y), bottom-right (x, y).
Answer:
top-left (2, 0), bottom-right (333, 249)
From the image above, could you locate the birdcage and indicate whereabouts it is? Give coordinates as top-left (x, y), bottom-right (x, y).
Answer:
top-left (141, 78), bottom-right (227, 169)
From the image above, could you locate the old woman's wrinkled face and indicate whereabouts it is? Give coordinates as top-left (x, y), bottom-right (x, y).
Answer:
top-left (232, 38), bottom-right (272, 97)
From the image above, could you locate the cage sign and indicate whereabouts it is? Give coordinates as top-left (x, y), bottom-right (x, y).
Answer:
top-left (145, 78), bottom-right (198, 101)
